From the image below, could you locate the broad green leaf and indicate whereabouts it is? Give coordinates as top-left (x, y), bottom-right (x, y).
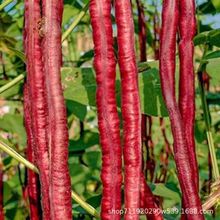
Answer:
top-left (74, 194), bottom-right (101, 215)
top-left (62, 67), bottom-right (96, 107)
top-left (77, 49), bottom-right (94, 67)
top-left (206, 92), bottom-right (220, 106)
top-left (69, 131), bottom-right (99, 152)
top-left (0, 79), bottom-right (23, 98)
top-left (3, 182), bottom-right (13, 204)
top-left (62, 66), bottom-right (168, 117)
top-left (69, 163), bottom-right (90, 195)
top-left (206, 57), bottom-right (220, 85)
top-left (61, 56), bottom-right (220, 117)
top-left (205, 50), bottom-right (220, 59)
top-left (66, 100), bottom-right (87, 121)
top-left (83, 151), bottom-right (101, 169)
top-left (194, 32), bottom-right (208, 46)
top-left (16, 17), bottom-right (23, 29)
top-left (211, 0), bottom-right (220, 11)
top-left (152, 183), bottom-right (181, 203)
top-left (208, 29), bottom-right (220, 47)
top-left (0, 114), bottom-right (26, 145)
top-left (194, 29), bottom-right (220, 47)
top-left (139, 67), bottom-right (168, 116)
top-left (86, 194), bottom-right (101, 208)
top-left (199, 23), bottom-right (212, 33)
top-left (5, 22), bottom-right (21, 37)
top-left (3, 156), bottom-right (13, 168)
top-left (197, 1), bottom-right (216, 14)
top-left (62, 4), bottom-right (79, 26)
top-left (69, 163), bottom-right (89, 182)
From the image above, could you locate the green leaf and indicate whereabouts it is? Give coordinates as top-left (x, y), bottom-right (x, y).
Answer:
top-left (61, 56), bottom-right (220, 117)
top-left (152, 183), bottom-right (181, 203)
top-left (194, 32), bottom-right (208, 46)
top-left (74, 194), bottom-right (101, 215)
top-left (198, 21), bottom-right (212, 33)
top-left (0, 79), bottom-right (23, 98)
top-left (205, 50), bottom-right (220, 59)
top-left (86, 194), bottom-right (101, 209)
top-left (3, 182), bottom-right (13, 204)
top-left (211, 0), bottom-right (220, 11)
top-left (194, 29), bottom-right (220, 47)
top-left (16, 17), bottom-right (23, 29)
top-left (208, 29), bottom-right (220, 47)
top-left (62, 67), bottom-right (96, 107)
top-left (195, 120), bottom-right (206, 143)
top-left (62, 4), bottom-right (79, 26)
top-left (66, 100), bottom-right (87, 121)
top-left (206, 92), bottom-right (220, 106)
top-left (0, 114), bottom-right (26, 145)
top-left (197, 1), bottom-right (216, 14)
top-left (69, 131), bottom-right (99, 152)
top-left (62, 66), bottom-right (168, 117)
top-left (69, 163), bottom-right (90, 191)
top-left (206, 57), bottom-right (220, 85)
top-left (83, 151), bottom-right (101, 169)
top-left (77, 49), bottom-right (94, 67)
top-left (139, 67), bottom-right (168, 117)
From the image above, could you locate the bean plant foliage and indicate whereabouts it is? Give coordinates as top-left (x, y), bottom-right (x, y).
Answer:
top-left (0, 0), bottom-right (220, 219)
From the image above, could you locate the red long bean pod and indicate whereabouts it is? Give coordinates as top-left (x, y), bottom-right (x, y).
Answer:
top-left (135, 2), bottom-right (161, 217)
top-left (89, 0), bottom-right (122, 219)
top-left (159, 1), bottom-right (204, 219)
top-left (140, 174), bottom-right (163, 220)
top-left (41, 1), bottom-right (72, 219)
top-left (115, 1), bottom-right (142, 219)
top-left (27, 148), bottom-right (41, 220)
top-left (23, 1), bottom-right (50, 218)
top-left (23, 85), bottom-right (41, 220)
top-left (178, 0), bottom-right (199, 191)
top-left (179, 2), bottom-right (199, 219)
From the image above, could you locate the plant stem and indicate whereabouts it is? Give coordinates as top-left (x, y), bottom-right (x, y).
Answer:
top-left (62, 3), bottom-right (89, 42)
top-left (197, 46), bottom-right (220, 180)
top-left (0, 140), bottom-right (38, 173)
top-left (71, 191), bottom-right (100, 218)
top-left (207, 131), bottom-right (219, 180)
top-left (0, 0), bottom-right (14, 11)
top-left (0, 73), bottom-right (25, 94)
top-left (202, 179), bottom-right (220, 210)
top-left (0, 139), bottom-right (100, 218)
top-left (202, 188), bottom-right (220, 211)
